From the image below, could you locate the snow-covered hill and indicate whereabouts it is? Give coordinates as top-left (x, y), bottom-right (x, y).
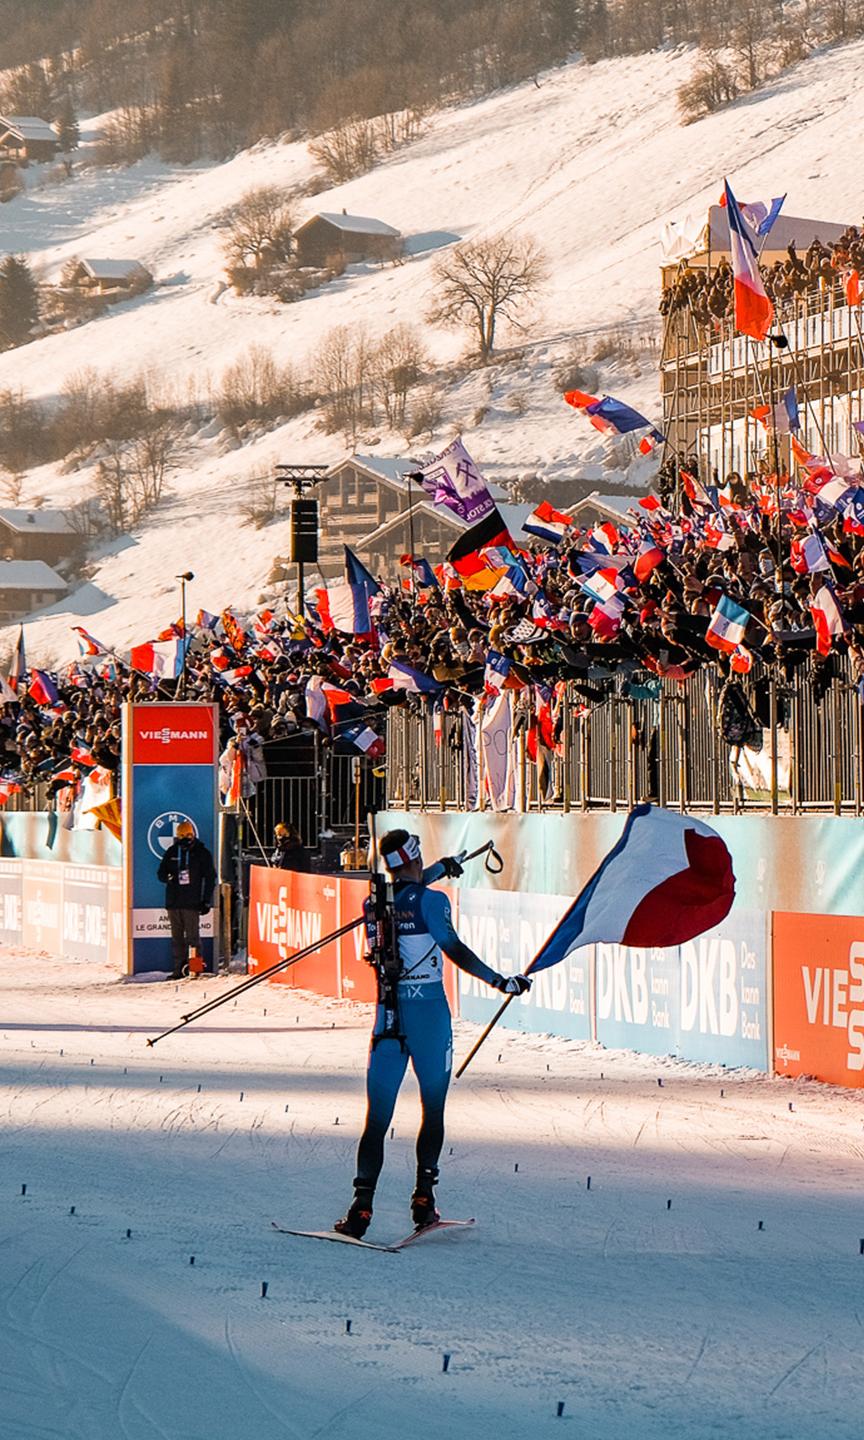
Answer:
top-left (2, 40), bottom-right (863, 663)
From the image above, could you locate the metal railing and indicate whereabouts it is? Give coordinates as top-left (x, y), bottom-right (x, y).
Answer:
top-left (386, 662), bottom-right (863, 815)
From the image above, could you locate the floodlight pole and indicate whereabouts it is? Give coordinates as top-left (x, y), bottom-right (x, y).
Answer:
top-left (275, 463), bottom-right (328, 615)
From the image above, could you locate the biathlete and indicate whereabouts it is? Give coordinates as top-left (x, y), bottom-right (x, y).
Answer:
top-left (335, 828), bottom-right (531, 1239)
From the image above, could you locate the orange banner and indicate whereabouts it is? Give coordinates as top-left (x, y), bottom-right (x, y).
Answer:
top-left (773, 912), bottom-right (864, 1086)
top-left (247, 868), bottom-right (460, 1011)
top-left (247, 866), bottom-right (339, 992)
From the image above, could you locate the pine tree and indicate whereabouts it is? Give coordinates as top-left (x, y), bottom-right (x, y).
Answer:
top-left (0, 255), bottom-right (39, 349)
top-left (54, 94), bottom-right (80, 153)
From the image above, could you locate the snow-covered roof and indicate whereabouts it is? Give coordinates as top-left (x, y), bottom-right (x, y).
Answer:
top-left (706, 206), bottom-right (852, 257)
top-left (328, 453), bottom-right (510, 503)
top-left (298, 212), bottom-right (401, 238)
top-left (0, 508), bottom-right (76, 535)
top-left (0, 116), bottom-right (57, 143)
top-left (566, 490), bottom-right (643, 521)
top-left (0, 560), bottom-right (66, 590)
top-left (79, 259), bottom-right (149, 281)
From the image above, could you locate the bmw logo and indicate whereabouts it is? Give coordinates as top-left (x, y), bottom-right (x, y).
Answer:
top-left (147, 811), bottom-right (197, 858)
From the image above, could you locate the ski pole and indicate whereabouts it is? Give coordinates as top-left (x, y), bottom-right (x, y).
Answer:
top-left (459, 840), bottom-right (504, 873)
top-left (145, 914), bottom-right (364, 1047)
top-left (455, 951), bottom-right (541, 1079)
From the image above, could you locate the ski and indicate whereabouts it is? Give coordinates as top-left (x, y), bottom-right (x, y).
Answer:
top-left (271, 1223), bottom-right (401, 1252)
top-left (394, 1218), bottom-right (476, 1248)
top-left (270, 1218), bottom-right (475, 1251)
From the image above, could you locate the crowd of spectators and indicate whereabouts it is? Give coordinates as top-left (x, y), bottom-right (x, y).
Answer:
top-left (1, 440), bottom-right (862, 818)
top-left (661, 225), bottom-right (864, 331)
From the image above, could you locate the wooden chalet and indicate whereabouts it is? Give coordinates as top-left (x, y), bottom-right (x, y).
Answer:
top-left (565, 491), bottom-right (644, 529)
top-left (316, 454), bottom-right (532, 578)
top-left (294, 211), bottom-right (402, 268)
top-left (0, 509), bottom-right (79, 564)
top-left (65, 259), bottom-right (153, 296)
top-left (0, 115), bottom-right (59, 163)
top-left (0, 560), bottom-right (66, 622)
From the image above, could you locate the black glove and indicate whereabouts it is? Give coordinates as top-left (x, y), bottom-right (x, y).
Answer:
top-left (439, 854), bottom-right (465, 878)
top-left (199, 903), bottom-right (211, 916)
top-left (496, 973), bottom-right (532, 996)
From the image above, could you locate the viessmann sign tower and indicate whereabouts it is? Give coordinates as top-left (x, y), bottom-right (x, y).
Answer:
top-left (121, 703), bottom-right (219, 974)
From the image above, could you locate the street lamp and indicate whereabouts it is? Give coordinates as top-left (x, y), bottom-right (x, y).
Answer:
top-left (176, 571), bottom-right (194, 697)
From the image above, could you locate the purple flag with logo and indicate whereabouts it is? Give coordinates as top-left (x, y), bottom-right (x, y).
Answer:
top-left (419, 437), bottom-right (496, 526)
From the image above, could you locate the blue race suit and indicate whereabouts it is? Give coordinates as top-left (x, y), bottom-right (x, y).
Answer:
top-left (354, 863), bottom-right (501, 1193)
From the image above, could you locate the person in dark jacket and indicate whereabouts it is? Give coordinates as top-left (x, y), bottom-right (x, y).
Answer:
top-left (271, 822), bottom-right (308, 871)
top-left (157, 820), bottom-right (216, 978)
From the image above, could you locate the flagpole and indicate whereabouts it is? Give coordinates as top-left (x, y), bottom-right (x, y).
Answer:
top-left (406, 471), bottom-right (417, 619)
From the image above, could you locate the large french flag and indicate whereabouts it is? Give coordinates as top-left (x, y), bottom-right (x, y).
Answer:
top-left (528, 805), bottom-right (735, 971)
top-left (725, 179), bottom-right (774, 342)
top-left (706, 593), bottom-right (751, 652)
top-left (324, 582), bottom-right (372, 635)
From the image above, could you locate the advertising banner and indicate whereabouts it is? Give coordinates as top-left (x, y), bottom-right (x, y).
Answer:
top-left (60, 864), bottom-right (111, 962)
top-left (22, 859), bottom-right (62, 955)
top-left (595, 910), bottom-right (769, 1070)
top-left (247, 865), bottom-right (340, 992)
top-left (122, 703), bottom-right (218, 974)
top-left (773, 912), bottom-right (864, 1087)
top-left (457, 887), bottom-right (590, 1040)
top-left (0, 857), bottom-right (23, 944)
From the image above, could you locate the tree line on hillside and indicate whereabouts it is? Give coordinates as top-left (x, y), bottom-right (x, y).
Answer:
top-left (3, 0), bottom-right (863, 162)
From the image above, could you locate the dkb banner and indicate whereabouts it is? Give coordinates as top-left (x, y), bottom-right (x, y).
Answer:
top-left (594, 908), bottom-right (769, 1070)
top-left (456, 887), bottom-right (591, 1040)
top-left (122, 703), bottom-right (218, 974)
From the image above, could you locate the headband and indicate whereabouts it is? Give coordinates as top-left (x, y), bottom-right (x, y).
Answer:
top-left (382, 833), bottom-right (421, 869)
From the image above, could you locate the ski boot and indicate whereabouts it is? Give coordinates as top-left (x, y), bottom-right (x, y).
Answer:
top-left (334, 1186), bottom-right (374, 1240)
top-left (410, 1168), bottom-right (441, 1230)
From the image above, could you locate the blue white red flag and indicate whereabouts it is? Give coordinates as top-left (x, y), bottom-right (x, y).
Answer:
top-left (633, 538), bottom-right (664, 581)
top-left (8, 625), bottom-right (25, 692)
top-left (344, 545), bottom-right (380, 595)
top-left (324, 582), bottom-right (372, 635)
top-left (484, 650), bottom-right (525, 693)
top-left (72, 625), bottom-right (108, 656)
top-left (809, 583), bottom-right (848, 655)
top-left (790, 532), bottom-right (831, 575)
top-left (527, 805), bottom-right (735, 971)
top-left (724, 180), bottom-right (774, 341)
top-left (129, 637), bottom-right (188, 679)
top-left (524, 500), bottom-right (573, 545)
top-left (388, 659), bottom-right (442, 694)
top-left (706, 594), bottom-right (751, 652)
top-left (28, 669), bottom-right (60, 706)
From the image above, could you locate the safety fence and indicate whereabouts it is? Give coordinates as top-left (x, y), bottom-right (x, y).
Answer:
top-left (245, 863), bottom-right (864, 1090)
top-left (386, 661), bottom-right (864, 815)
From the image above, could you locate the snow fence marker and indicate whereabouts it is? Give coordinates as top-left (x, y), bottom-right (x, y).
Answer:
top-left (442, 1354), bottom-right (451, 1373)
top-left (261, 1281), bottom-right (268, 1298)
top-left (346, 1319), bottom-right (352, 1334)
top-left (557, 1401), bottom-right (565, 1418)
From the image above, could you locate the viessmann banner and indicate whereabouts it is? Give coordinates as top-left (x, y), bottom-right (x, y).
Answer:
top-left (122, 702), bottom-right (218, 974)
top-left (773, 912), bottom-right (864, 1087)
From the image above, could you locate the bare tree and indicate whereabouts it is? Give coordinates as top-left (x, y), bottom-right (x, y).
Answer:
top-left (222, 186), bottom-right (295, 272)
top-left (309, 119), bottom-right (379, 184)
top-left (371, 323), bottom-right (429, 429)
top-left (312, 324), bottom-right (377, 443)
top-left (427, 234), bottom-right (547, 363)
top-left (128, 417), bottom-right (182, 512)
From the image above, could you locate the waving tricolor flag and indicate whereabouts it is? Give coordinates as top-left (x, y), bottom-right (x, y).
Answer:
top-left (72, 625), bottom-right (108, 656)
top-left (524, 501), bottom-right (573, 545)
top-left (525, 805), bottom-right (735, 970)
top-left (29, 669), bottom-right (60, 706)
top-left (724, 179), bottom-right (774, 342)
top-left (320, 582), bottom-right (372, 636)
top-left (129, 637), bottom-right (187, 679)
top-left (809, 583), bottom-right (848, 656)
top-left (706, 593), bottom-right (751, 652)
